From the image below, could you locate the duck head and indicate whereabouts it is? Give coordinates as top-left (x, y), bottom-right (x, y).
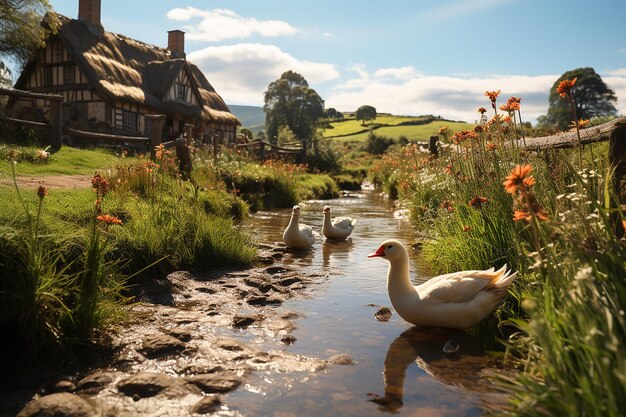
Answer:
top-left (291, 205), bottom-right (301, 216)
top-left (368, 239), bottom-right (407, 262)
top-left (323, 205), bottom-right (332, 215)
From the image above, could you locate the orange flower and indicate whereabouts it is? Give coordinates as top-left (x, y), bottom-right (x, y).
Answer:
top-left (96, 214), bottom-right (123, 225)
top-left (477, 107), bottom-right (487, 114)
top-left (570, 118), bottom-right (590, 130)
top-left (155, 143), bottom-right (165, 160)
top-left (486, 142), bottom-right (498, 151)
top-left (37, 185), bottom-right (48, 199)
top-left (513, 207), bottom-right (548, 223)
top-left (438, 126), bottom-right (449, 134)
top-left (441, 200), bottom-right (455, 212)
top-left (503, 164), bottom-right (535, 195)
top-left (463, 226), bottom-right (471, 232)
top-left (445, 164), bottom-right (453, 174)
top-left (469, 196), bottom-right (488, 209)
top-left (484, 90), bottom-right (501, 103)
top-left (91, 173), bottom-right (109, 196)
top-left (556, 77), bottom-right (577, 98)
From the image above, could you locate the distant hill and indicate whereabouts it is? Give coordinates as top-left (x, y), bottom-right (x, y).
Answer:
top-left (228, 105), bottom-right (265, 132)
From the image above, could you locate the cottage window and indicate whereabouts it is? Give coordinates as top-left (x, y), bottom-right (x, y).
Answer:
top-left (64, 65), bottom-right (76, 84)
top-left (144, 118), bottom-right (153, 136)
top-left (122, 111), bottom-right (136, 132)
top-left (177, 84), bottom-right (187, 101)
top-left (43, 67), bottom-right (53, 86)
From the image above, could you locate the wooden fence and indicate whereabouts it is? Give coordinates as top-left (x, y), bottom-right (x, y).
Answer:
top-left (520, 117), bottom-right (626, 204)
top-left (235, 138), bottom-right (306, 163)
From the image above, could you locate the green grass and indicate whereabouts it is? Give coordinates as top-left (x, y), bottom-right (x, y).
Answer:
top-left (329, 120), bottom-right (474, 142)
top-left (0, 145), bottom-right (128, 176)
top-left (370, 115), bottom-right (626, 416)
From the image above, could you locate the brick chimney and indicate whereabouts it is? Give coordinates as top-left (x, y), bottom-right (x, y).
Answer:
top-left (78, 0), bottom-right (101, 26)
top-left (167, 30), bottom-right (186, 59)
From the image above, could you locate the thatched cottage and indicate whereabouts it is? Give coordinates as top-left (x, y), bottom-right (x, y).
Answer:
top-left (11, 0), bottom-right (239, 143)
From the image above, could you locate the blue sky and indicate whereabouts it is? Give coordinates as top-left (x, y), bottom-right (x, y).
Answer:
top-left (49, 0), bottom-right (626, 123)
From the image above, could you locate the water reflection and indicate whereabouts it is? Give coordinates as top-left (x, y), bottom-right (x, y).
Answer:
top-left (369, 327), bottom-right (487, 414)
top-left (321, 238), bottom-right (354, 269)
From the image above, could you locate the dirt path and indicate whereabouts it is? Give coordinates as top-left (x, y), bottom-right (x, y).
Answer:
top-left (0, 174), bottom-right (93, 190)
top-left (4, 243), bottom-right (351, 417)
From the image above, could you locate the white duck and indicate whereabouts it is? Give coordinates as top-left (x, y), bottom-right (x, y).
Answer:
top-left (322, 205), bottom-right (357, 240)
top-left (282, 205), bottom-right (315, 248)
top-left (368, 239), bottom-right (517, 329)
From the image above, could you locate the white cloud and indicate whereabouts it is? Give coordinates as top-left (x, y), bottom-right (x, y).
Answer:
top-left (166, 7), bottom-right (297, 42)
top-left (326, 66), bottom-right (560, 123)
top-left (188, 43), bottom-right (339, 104)
top-left (604, 75), bottom-right (626, 117)
top-left (417, 0), bottom-right (516, 21)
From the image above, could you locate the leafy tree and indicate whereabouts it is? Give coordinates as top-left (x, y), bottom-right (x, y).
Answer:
top-left (325, 107), bottom-right (337, 118)
top-left (255, 130), bottom-right (265, 140)
top-left (263, 70), bottom-right (324, 145)
top-left (356, 105), bottom-right (377, 125)
top-left (364, 130), bottom-right (393, 154)
top-left (0, 0), bottom-right (59, 68)
top-left (276, 125), bottom-right (296, 146)
top-left (538, 67), bottom-right (617, 130)
top-left (305, 133), bottom-right (342, 173)
top-left (239, 128), bottom-right (252, 140)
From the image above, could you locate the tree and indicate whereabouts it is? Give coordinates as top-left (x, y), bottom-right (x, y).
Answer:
top-left (0, 0), bottom-right (59, 69)
top-left (325, 107), bottom-right (338, 118)
top-left (356, 105), bottom-right (377, 125)
top-left (263, 71), bottom-right (324, 145)
top-left (0, 61), bottom-right (11, 87)
top-left (239, 128), bottom-right (252, 140)
top-left (276, 125), bottom-right (296, 146)
top-left (538, 67), bottom-right (617, 130)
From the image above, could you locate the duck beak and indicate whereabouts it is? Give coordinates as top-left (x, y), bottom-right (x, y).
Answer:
top-left (368, 246), bottom-right (385, 258)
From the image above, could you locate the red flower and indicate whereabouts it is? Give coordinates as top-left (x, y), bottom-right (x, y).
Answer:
top-left (37, 185), bottom-right (48, 199)
top-left (556, 77), bottom-right (577, 98)
top-left (96, 214), bottom-right (123, 225)
top-left (469, 196), bottom-right (488, 209)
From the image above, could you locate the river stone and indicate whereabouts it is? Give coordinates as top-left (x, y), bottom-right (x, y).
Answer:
top-left (139, 333), bottom-right (186, 358)
top-left (48, 380), bottom-right (76, 394)
top-left (265, 266), bottom-right (288, 275)
top-left (186, 373), bottom-right (242, 393)
top-left (246, 295), bottom-right (283, 306)
top-left (76, 372), bottom-right (119, 395)
top-left (278, 277), bottom-right (301, 287)
top-left (116, 372), bottom-right (178, 398)
top-left (232, 315), bottom-right (258, 328)
top-left (374, 307), bottom-right (393, 322)
top-left (16, 393), bottom-right (97, 417)
top-left (214, 338), bottom-right (246, 352)
top-left (328, 353), bottom-right (355, 365)
top-left (190, 395), bottom-right (222, 414)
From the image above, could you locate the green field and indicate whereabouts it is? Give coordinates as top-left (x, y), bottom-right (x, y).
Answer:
top-left (324, 117), bottom-right (474, 142)
top-left (0, 146), bottom-right (128, 177)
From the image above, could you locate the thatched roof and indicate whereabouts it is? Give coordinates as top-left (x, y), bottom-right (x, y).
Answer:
top-left (18, 14), bottom-right (239, 125)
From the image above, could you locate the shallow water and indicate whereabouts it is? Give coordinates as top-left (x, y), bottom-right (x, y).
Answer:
top-left (226, 190), bottom-right (504, 416)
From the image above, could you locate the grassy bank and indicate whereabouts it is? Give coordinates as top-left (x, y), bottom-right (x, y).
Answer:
top-left (370, 96), bottom-right (626, 415)
top-left (197, 147), bottom-right (339, 210)
top-left (0, 146), bottom-right (256, 364)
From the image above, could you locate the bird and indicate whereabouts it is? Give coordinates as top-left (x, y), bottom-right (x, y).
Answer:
top-left (368, 239), bottom-right (517, 329)
top-left (282, 205), bottom-right (315, 248)
top-left (322, 205), bottom-right (357, 240)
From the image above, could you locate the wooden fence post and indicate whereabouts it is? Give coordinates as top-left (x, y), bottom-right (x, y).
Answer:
top-left (146, 114), bottom-right (165, 160)
top-left (428, 136), bottom-right (439, 156)
top-left (49, 98), bottom-right (62, 150)
top-left (177, 123), bottom-right (193, 179)
top-left (609, 120), bottom-right (626, 237)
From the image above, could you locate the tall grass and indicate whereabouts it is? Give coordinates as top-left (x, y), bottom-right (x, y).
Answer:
top-left (369, 90), bottom-right (626, 415)
top-left (0, 145), bottom-right (257, 363)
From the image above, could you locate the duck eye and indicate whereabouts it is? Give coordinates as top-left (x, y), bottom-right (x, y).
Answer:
top-left (387, 245), bottom-right (392, 249)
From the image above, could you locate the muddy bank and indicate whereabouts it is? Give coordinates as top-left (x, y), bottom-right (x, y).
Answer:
top-left (3, 243), bottom-right (351, 417)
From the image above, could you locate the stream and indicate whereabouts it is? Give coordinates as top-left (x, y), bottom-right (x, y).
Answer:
top-left (229, 189), bottom-right (507, 416)
top-left (5, 189), bottom-right (507, 417)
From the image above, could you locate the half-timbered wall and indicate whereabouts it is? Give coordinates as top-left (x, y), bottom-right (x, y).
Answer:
top-left (165, 68), bottom-right (199, 105)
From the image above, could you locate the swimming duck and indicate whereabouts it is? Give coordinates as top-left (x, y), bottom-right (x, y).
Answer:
top-left (282, 205), bottom-right (315, 248)
top-left (368, 239), bottom-right (517, 329)
top-left (322, 205), bottom-right (357, 240)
